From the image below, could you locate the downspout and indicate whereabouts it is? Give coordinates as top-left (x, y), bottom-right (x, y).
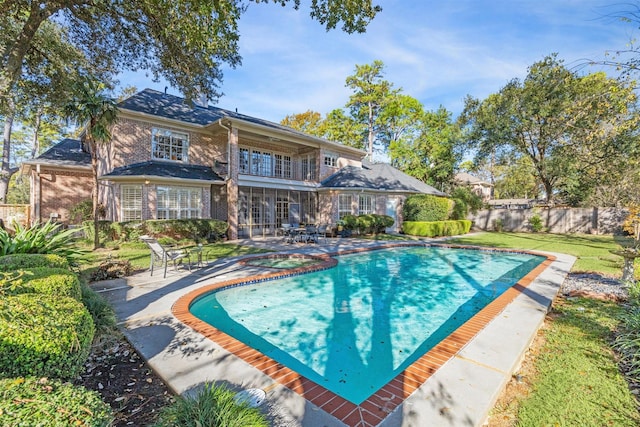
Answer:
top-left (217, 119), bottom-right (231, 170)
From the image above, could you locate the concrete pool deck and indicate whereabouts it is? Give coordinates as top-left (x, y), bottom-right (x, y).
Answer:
top-left (93, 237), bottom-right (575, 427)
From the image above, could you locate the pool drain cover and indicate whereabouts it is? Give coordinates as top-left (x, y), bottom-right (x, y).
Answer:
top-left (234, 388), bottom-right (266, 407)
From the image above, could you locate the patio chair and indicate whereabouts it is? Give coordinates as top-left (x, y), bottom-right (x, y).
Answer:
top-left (316, 224), bottom-right (329, 243)
top-left (140, 235), bottom-right (191, 278)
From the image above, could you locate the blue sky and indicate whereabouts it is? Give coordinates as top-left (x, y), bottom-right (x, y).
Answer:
top-left (121, 0), bottom-right (635, 122)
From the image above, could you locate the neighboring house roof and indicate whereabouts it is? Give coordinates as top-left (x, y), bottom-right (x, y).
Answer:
top-left (487, 198), bottom-right (536, 208)
top-left (454, 172), bottom-right (493, 187)
top-left (100, 161), bottom-right (224, 183)
top-left (119, 89), bottom-right (364, 155)
top-left (22, 138), bottom-right (91, 169)
top-left (320, 161), bottom-right (446, 196)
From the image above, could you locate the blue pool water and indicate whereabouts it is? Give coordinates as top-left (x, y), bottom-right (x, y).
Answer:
top-left (190, 246), bottom-right (545, 404)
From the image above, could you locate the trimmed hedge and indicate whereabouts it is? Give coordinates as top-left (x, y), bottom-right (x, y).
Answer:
top-left (356, 214), bottom-right (395, 234)
top-left (83, 219), bottom-right (229, 243)
top-left (403, 194), bottom-right (452, 222)
top-left (0, 267), bottom-right (82, 301)
top-left (0, 376), bottom-right (112, 426)
top-left (403, 220), bottom-right (472, 237)
top-left (0, 294), bottom-right (95, 380)
top-left (0, 253), bottom-right (69, 272)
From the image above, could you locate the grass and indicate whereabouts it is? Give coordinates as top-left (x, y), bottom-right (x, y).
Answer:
top-left (78, 240), bottom-right (270, 278)
top-left (448, 232), bottom-right (640, 426)
top-left (516, 299), bottom-right (640, 426)
top-left (449, 231), bottom-right (636, 278)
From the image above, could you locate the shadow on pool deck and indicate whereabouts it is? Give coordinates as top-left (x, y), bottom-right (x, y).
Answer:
top-left (93, 237), bottom-right (575, 427)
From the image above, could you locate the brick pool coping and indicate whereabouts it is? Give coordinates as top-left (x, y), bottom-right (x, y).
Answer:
top-left (172, 243), bottom-right (556, 427)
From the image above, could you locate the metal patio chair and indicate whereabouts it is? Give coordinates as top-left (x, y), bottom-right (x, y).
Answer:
top-left (140, 235), bottom-right (191, 278)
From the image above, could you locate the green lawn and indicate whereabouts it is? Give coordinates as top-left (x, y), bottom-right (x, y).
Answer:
top-left (79, 240), bottom-right (270, 278)
top-left (449, 231), bottom-right (635, 278)
top-left (446, 232), bottom-right (640, 426)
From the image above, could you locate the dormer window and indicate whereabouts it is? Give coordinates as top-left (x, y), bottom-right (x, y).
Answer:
top-left (152, 128), bottom-right (189, 162)
top-left (323, 152), bottom-right (338, 167)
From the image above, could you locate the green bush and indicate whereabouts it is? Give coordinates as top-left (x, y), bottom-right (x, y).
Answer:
top-left (356, 214), bottom-right (395, 234)
top-left (529, 213), bottom-right (544, 232)
top-left (0, 253), bottom-right (69, 272)
top-left (154, 383), bottom-right (269, 427)
top-left (0, 267), bottom-right (81, 301)
top-left (403, 194), bottom-right (451, 222)
top-left (69, 199), bottom-right (93, 224)
top-left (402, 220), bottom-right (472, 237)
top-left (84, 219), bottom-right (229, 244)
top-left (81, 284), bottom-right (116, 334)
top-left (0, 294), bottom-right (94, 380)
top-left (339, 214), bottom-right (359, 231)
top-left (82, 220), bottom-right (112, 243)
top-left (0, 376), bottom-right (112, 426)
top-left (0, 221), bottom-right (86, 265)
top-left (450, 187), bottom-right (483, 220)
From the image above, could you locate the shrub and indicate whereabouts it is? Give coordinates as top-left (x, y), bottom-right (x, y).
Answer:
top-left (0, 376), bottom-right (112, 426)
top-left (84, 219), bottom-right (229, 244)
top-left (529, 213), bottom-right (544, 233)
top-left (154, 383), bottom-right (269, 427)
top-left (69, 199), bottom-right (93, 224)
top-left (0, 220), bottom-right (86, 265)
top-left (81, 284), bottom-right (116, 334)
top-left (356, 214), bottom-right (395, 234)
top-left (614, 306), bottom-right (640, 380)
top-left (0, 253), bottom-right (69, 272)
top-left (403, 195), bottom-right (451, 222)
top-left (0, 267), bottom-right (82, 301)
top-left (89, 259), bottom-right (133, 281)
top-left (339, 214), bottom-right (359, 231)
top-left (449, 187), bottom-right (483, 220)
top-left (402, 220), bottom-right (472, 237)
top-left (0, 294), bottom-right (94, 380)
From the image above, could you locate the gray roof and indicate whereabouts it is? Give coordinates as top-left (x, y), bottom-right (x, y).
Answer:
top-left (119, 89), bottom-right (352, 148)
top-left (101, 161), bottom-right (224, 182)
top-left (24, 138), bottom-right (90, 168)
top-left (320, 161), bottom-right (446, 196)
top-left (455, 172), bottom-right (492, 186)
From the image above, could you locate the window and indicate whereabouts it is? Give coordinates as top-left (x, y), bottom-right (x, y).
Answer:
top-left (359, 194), bottom-right (374, 215)
top-left (152, 128), bottom-right (189, 162)
top-left (339, 194), bottom-right (352, 218)
top-left (324, 153), bottom-right (338, 167)
top-left (121, 185), bottom-right (142, 221)
top-left (301, 154), bottom-right (316, 180)
top-left (274, 154), bottom-right (292, 179)
top-left (239, 148), bottom-right (249, 173)
top-left (157, 187), bottom-right (201, 219)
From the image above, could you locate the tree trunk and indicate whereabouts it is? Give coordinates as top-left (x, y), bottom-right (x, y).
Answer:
top-left (0, 99), bottom-right (16, 202)
top-left (622, 256), bottom-right (636, 284)
top-left (91, 144), bottom-right (100, 250)
top-left (30, 109), bottom-right (42, 159)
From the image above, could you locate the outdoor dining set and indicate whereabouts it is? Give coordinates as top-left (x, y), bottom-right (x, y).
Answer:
top-left (279, 224), bottom-right (331, 244)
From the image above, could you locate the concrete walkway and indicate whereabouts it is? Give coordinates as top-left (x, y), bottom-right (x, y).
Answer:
top-left (93, 236), bottom-right (575, 427)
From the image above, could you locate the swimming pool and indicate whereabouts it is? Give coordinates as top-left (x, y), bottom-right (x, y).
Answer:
top-left (186, 245), bottom-right (545, 405)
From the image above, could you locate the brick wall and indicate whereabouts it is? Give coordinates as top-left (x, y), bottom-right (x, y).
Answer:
top-left (37, 169), bottom-right (93, 224)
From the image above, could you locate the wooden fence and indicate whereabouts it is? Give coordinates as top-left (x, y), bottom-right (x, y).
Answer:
top-left (0, 204), bottom-right (30, 228)
top-left (468, 207), bottom-right (627, 235)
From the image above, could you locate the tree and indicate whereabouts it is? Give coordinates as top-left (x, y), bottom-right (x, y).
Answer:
top-left (281, 110), bottom-right (324, 135)
top-left (318, 108), bottom-right (366, 149)
top-left (461, 54), bottom-right (640, 205)
top-left (64, 78), bottom-right (118, 250)
top-left (389, 106), bottom-right (462, 190)
top-left (345, 60), bottom-right (398, 159)
top-left (1, 0), bottom-right (381, 107)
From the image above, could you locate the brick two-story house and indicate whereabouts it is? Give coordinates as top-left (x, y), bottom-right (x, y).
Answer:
top-left (23, 89), bottom-right (445, 239)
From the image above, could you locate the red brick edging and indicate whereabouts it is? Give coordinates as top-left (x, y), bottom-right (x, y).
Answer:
top-left (172, 243), bottom-right (555, 427)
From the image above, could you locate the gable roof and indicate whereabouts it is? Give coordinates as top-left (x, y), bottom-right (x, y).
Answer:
top-left (320, 161), bottom-right (447, 196)
top-left (455, 172), bottom-right (492, 187)
top-left (119, 89), bottom-right (365, 155)
top-left (22, 138), bottom-right (91, 169)
top-left (100, 161), bottom-right (224, 183)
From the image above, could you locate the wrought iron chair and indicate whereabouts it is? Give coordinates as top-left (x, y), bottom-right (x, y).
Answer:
top-left (140, 235), bottom-right (191, 278)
